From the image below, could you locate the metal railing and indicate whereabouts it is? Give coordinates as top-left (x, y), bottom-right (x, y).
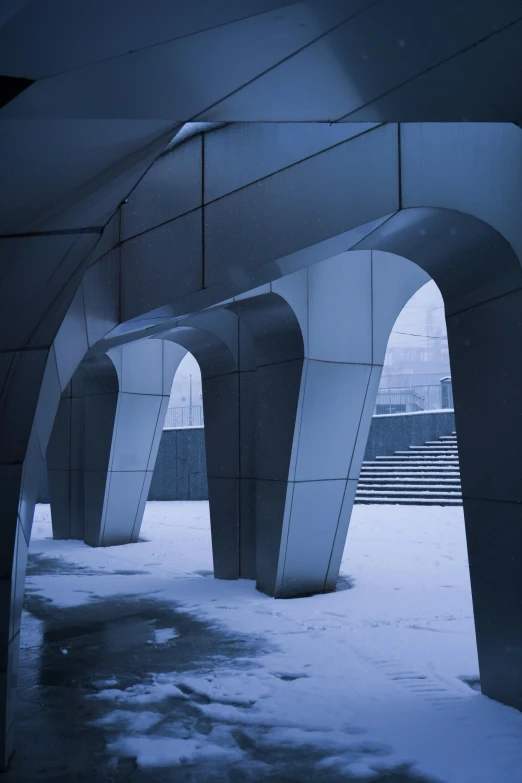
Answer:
top-left (375, 380), bottom-right (453, 414)
top-left (164, 405), bottom-right (204, 429)
top-left (164, 382), bottom-right (453, 427)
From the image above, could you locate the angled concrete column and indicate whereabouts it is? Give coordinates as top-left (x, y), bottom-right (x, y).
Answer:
top-left (202, 314), bottom-right (262, 581)
top-left (224, 292), bottom-right (306, 597)
top-left (85, 340), bottom-right (186, 546)
top-left (255, 252), bottom-right (428, 598)
top-left (0, 352), bottom-right (50, 770)
top-left (164, 301), bottom-right (302, 584)
top-left (48, 339), bottom-right (186, 547)
top-left (0, 268), bottom-right (101, 768)
top-left (47, 383), bottom-right (78, 538)
top-left (446, 289), bottom-right (522, 711)
top-left (47, 355), bottom-right (119, 541)
top-left (163, 311), bottom-right (250, 580)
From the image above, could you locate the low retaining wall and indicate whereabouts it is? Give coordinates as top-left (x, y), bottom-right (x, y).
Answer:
top-left (39, 411), bottom-right (455, 504)
top-left (363, 409), bottom-right (456, 461)
top-left (38, 427), bottom-right (208, 504)
top-left (148, 428), bottom-right (207, 500)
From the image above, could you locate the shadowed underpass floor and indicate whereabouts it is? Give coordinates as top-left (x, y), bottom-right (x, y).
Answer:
top-left (7, 553), bottom-right (432, 783)
top-left (7, 500), bottom-right (522, 783)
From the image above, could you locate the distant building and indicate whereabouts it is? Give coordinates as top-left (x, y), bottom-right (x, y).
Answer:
top-left (380, 342), bottom-right (450, 388)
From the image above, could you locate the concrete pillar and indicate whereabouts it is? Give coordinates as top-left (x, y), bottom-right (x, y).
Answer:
top-left (0, 267), bottom-right (104, 767)
top-left (87, 340), bottom-right (186, 546)
top-left (256, 252), bottom-right (428, 597)
top-left (447, 289), bottom-right (522, 710)
top-left (47, 355), bottom-right (119, 541)
top-left (162, 311), bottom-right (249, 579)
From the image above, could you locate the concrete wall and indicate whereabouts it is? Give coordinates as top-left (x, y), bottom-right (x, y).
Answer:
top-left (363, 410), bottom-right (456, 461)
top-left (38, 427), bottom-right (208, 504)
top-left (39, 413), bottom-right (455, 504)
top-left (148, 428), bottom-right (208, 500)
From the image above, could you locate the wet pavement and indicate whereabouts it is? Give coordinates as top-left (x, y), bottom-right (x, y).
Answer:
top-left (5, 553), bottom-right (437, 783)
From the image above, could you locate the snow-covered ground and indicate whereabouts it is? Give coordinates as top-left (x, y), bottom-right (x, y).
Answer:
top-left (27, 502), bottom-right (522, 782)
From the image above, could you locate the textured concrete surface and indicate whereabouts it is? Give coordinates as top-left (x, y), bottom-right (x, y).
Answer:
top-left (149, 429), bottom-right (208, 501)
top-left (39, 428), bottom-right (208, 504)
top-left (363, 411), bottom-right (456, 461)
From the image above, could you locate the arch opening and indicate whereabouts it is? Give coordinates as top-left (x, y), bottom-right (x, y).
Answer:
top-left (351, 208), bottom-right (522, 711)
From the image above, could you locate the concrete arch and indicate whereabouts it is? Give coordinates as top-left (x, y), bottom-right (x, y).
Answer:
top-left (225, 293), bottom-right (306, 593)
top-left (46, 339), bottom-right (188, 547)
top-left (161, 315), bottom-right (242, 580)
top-left (351, 207), bottom-right (522, 712)
top-left (42, 204), bottom-right (522, 713)
top-left (2, 9), bottom-right (522, 767)
top-left (161, 293), bottom-right (306, 585)
top-left (2, 124), bottom-right (522, 767)
top-left (233, 254), bottom-right (429, 597)
top-left (353, 207), bottom-right (522, 314)
top-left (95, 122), bottom-right (522, 338)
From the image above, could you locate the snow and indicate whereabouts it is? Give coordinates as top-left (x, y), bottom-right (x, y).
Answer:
top-left (109, 734), bottom-right (243, 768)
top-left (358, 501), bottom-right (462, 506)
top-left (91, 710), bottom-right (163, 732)
top-left (92, 679), bottom-right (189, 705)
top-left (162, 425), bottom-right (204, 431)
top-left (28, 501), bottom-right (522, 782)
top-left (373, 409), bottom-right (455, 418)
top-left (152, 627), bottom-right (180, 644)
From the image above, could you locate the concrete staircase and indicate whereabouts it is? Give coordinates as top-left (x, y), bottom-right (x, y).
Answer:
top-left (355, 432), bottom-right (461, 506)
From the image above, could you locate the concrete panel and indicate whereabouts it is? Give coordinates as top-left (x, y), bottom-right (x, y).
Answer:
top-left (281, 479), bottom-right (346, 598)
top-left (308, 251), bottom-right (372, 364)
top-left (294, 361), bottom-right (371, 482)
top-left (204, 125), bottom-right (399, 287)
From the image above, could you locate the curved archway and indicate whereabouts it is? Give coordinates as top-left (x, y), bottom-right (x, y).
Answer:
top-left (161, 314), bottom-right (242, 580)
top-left (160, 293), bottom-right (306, 586)
top-left (351, 207), bottom-right (522, 710)
top-left (47, 339), bottom-right (188, 547)
top-left (4, 134), bottom-right (522, 776)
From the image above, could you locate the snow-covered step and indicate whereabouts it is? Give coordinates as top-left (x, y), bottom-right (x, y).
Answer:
top-left (360, 465), bottom-right (460, 470)
top-left (357, 485), bottom-right (462, 494)
top-left (356, 430), bottom-right (462, 505)
top-left (405, 443), bottom-right (457, 448)
top-left (355, 496), bottom-right (463, 505)
top-left (402, 454), bottom-right (458, 458)
top-left (359, 468), bottom-right (461, 476)
top-left (360, 478), bottom-right (460, 483)
top-left (408, 444), bottom-right (458, 454)
top-left (375, 452), bottom-right (458, 457)
top-left (372, 460), bottom-right (459, 465)
top-left (361, 466), bottom-right (460, 473)
top-left (397, 449), bottom-right (458, 455)
top-left (359, 492), bottom-right (462, 504)
top-left (417, 440), bottom-right (458, 449)
top-left (371, 460), bottom-right (459, 467)
top-left (361, 465), bottom-right (458, 470)
top-left (358, 480), bottom-right (461, 489)
top-left (407, 445), bottom-right (458, 450)
top-left (359, 472), bottom-right (461, 480)
top-left (375, 454), bottom-right (458, 460)
top-left (413, 440), bottom-right (457, 445)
